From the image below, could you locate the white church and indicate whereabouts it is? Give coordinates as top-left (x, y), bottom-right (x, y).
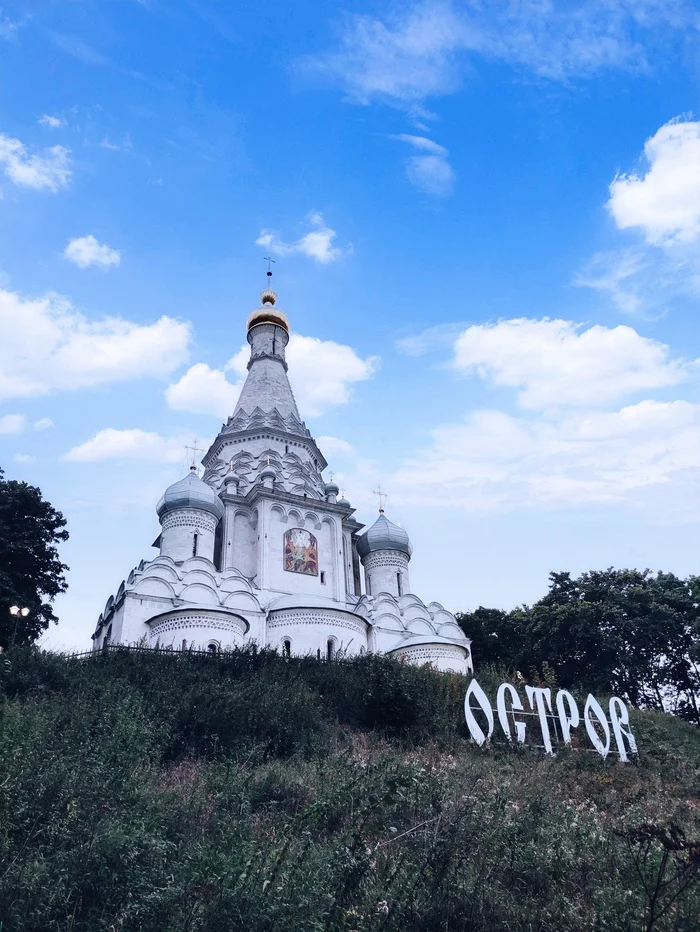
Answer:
top-left (92, 288), bottom-right (472, 674)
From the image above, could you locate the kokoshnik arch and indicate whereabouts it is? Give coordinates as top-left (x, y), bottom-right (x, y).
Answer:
top-left (92, 288), bottom-right (472, 673)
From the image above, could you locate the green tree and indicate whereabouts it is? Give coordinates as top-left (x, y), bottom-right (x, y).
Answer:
top-left (455, 606), bottom-right (524, 671)
top-left (0, 467), bottom-right (69, 647)
top-left (520, 569), bottom-right (700, 724)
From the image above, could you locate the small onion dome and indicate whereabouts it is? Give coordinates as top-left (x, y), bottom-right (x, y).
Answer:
top-left (338, 497), bottom-right (351, 508)
top-left (324, 481), bottom-right (340, 495)
top-left (246, 291), bottom-right (290, 334)
top-left (156, 467), bottom-right (224, 521)
top-left (260, 465), bottom-right (276, 481)
top-left (356, 512), bottom-right (412, 559)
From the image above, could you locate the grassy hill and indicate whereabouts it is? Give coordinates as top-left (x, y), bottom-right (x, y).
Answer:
top-left (0, 647), bottom-right (698, 932)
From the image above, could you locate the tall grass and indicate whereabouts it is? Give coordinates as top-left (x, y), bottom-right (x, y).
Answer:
top-left (0, 646), bottom-right (698, 931)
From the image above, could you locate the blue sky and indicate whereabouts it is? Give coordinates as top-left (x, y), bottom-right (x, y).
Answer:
top-left (1, 0), bottom-right (700, 650)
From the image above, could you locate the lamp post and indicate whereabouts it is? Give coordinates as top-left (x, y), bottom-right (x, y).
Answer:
top-left (9, 605), bottom-right (30, 648)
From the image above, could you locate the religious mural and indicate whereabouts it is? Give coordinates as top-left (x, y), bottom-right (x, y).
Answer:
top-left (283, 528), bottom-right (318, 576)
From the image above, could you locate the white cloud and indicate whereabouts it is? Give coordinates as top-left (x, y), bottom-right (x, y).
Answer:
top-left (165, 335), bottom-right (379, 419)
top-left (13, 453), bottom-right (35, 464)
top-left (33, 417), bottom-right (54, 431)
top-left (0, 413), bottom-right (26, 434)
top-left (316, 436), bottom-right (356, 457)
top-left (608, 118), bottom-right (700, 245)
top-left (64, 235), bottom-right (122, 270)
top-left (303, 1), bottom-right (699, 109)
top-left (39, 115), bottom-right (63, 129)
top-left (256, 212), bottom-right (350, 264)
top-left (0, 132), bottom-right (71, 191)
top-left (392, 134), bottom-right (454, 196)
top-left (287, 334), bottom-right (379, 416)
top-left (451, 317), bottom-right (687, 409)
top-left (391, 399), bottom-right (700, 510)
top-left (0, 288), bottom-right (191, 401)
top-left (166, 363), bottom-right (243, 418)
top-left (62, 429), bottom-right (200, 463)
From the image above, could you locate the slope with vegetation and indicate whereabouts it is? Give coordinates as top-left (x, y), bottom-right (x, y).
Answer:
top-left (0, 646), bottom-right (698, 932)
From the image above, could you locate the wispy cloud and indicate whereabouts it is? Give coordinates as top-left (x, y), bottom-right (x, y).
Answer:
top-left (301, 1), bottom-right (700, 111)
top-left (579, 116), bottom-right (700, 317)
top-left (391, 133), bottom-right (454, 196)
top-left (0, 132), bottom-right (71, 192)
top-left (62, 429), bottom-right (207, 463)
top-left (256, 212), bottom-right (351, 264)
top-left (38, 114), bottom-right (64, 129)
top-left (64, 235), bottom-right (122, 270)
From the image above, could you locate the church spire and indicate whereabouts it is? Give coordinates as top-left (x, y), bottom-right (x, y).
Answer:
top-left (232, 287), bottom-right (300, 422)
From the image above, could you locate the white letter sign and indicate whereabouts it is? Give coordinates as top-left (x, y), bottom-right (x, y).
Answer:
top-left (464, 679), bottom-right (636, 761)
top-left (584, 694), bottom-right (611, 758)
top-left (555, 690), bottom-right (580, 745)
top-left (464, 679), bottom-right (494, 745)
top-left (497, 682), bottom-right (526, 743)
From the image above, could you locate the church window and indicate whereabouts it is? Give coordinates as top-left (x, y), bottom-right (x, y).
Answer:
top-left (104, 623), bottom-right (112, 649)
top-left (192, 532), bottom-right (198, 557)
top-left (207, 642), bottom-right (219, 654)
top-left (285, 444), bottom-right (288, 454)
top-left (397, 573), bottom-right (403, 596)
top-left (366, 576), bottom-right (371, 596)
top-left (326, 638), bottom-right (336, 661)
top-left (317, 648), bottom-right (321, 661)
top-left (320, 571), bottom-right (326, 584)
top-left (282, 638), bottom-right (291, 658)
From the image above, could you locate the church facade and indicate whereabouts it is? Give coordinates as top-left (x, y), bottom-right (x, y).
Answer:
top-left (92, 290), bottom-right (472, 674)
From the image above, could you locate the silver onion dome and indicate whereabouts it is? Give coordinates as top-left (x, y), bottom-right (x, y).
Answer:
top-left (356, 512), bottom-right (412, 559)
top-left (156, 467), bottom-right (224, 521)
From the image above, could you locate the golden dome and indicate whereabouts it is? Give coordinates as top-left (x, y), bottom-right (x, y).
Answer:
top-left (246, 305), bottom-right (290, 333)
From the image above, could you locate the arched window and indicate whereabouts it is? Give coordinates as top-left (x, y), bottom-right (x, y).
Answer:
top-left (396, 572), bottom-right (403, 596)
top-left (207, 642), bottom-right (219, 655)
top-left (282, 638), bottom-right (291, 658)
top-left (192, 532), bottom-right (198, 557)
top-left (326, 638), bottom-right (336, 661)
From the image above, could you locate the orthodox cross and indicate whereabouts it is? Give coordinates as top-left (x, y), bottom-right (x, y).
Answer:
top-left (184, 439), bottom-right (205, 469)
top-left (328, 470), bottom-right (335, 482)
top-left (373, 485), bottom-right (388, 513)
top-left (264, 255), bottom-right (275, 284)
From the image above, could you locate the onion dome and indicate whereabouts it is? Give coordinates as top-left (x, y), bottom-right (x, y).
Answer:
top-left (356, 512), bottom-right (412, 559)
top-left (156, 467), bottom-right (224, 521)
top-left (260, 464), bottom-right (276, 483)
top-left (246, 289), bottom-right (290, 334)
top-left (324, 481), bottom-right (340, 495)
top-left (338, 496), bottom-right (351, 508)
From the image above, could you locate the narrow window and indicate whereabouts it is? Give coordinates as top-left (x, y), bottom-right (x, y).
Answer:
top-left (317, 648), bottom-right (321, 661)
top-left (283, 638), bottom-right (291, 658)
top-left (285, 444), bottom-right (289, 454)
top-left (326, 639), bottom-right (335, 661)
top-left (192, 532), bottom-right (198, 557)
top-left (397, 572), bottom-right (403, 596)
top-left (182, 639), bottom-right (187, 651)
top-left (104, 623), bottom-right (112, 649)
top-left (207, 642), bottom-right (218, 654)
top-left (320, 571), bottom-right (326, 584)
top-left (366, 576), bottom-right (371, 596)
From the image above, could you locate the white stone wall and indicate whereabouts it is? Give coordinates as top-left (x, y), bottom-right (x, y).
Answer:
top-left (363, 550), bottom-right (410, 598)
top-left (222, 503), bottom-right (258, 577)
top-left (259, 502), bottom-right (345, 600)
top-left (160, 508), bottom-right (218, 563)
top-left (389, 643), bottom-right (468, 675)
top-left (267, 607), bottom-right (368, 658)
top-left (148, 608), bottom-right (248, 651)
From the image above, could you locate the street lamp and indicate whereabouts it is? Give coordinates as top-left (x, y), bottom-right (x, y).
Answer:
top-left (9, 605), bottom-right (30, 648)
